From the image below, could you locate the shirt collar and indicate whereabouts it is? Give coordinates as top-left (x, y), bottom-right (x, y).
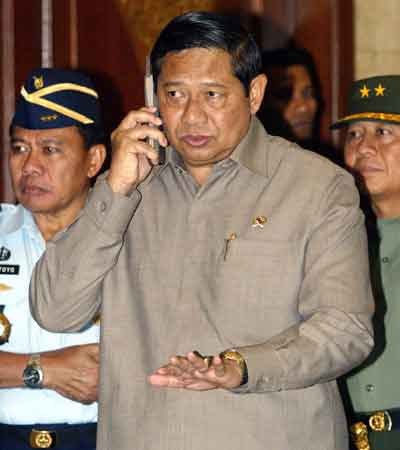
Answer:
top-left (152, 115), bottom-right (271, 180)
top-left (229, 116), bottom-right (270, 178)
top-left (0, 204), bottom-right (39, 236)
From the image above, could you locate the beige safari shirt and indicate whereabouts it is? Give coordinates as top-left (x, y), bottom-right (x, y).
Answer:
top-left (30, 117), bottom-right (374, 450)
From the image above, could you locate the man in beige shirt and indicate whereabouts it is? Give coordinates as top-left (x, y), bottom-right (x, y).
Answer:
top-left (30, 11), bottom-right (374, 450)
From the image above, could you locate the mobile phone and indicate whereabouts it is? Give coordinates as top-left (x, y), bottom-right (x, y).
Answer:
top-left (144, 56), bottom-right (160, 154)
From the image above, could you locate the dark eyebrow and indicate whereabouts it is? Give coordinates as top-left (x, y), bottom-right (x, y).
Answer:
top-left (10, 136), bottom-right (65, 147)
top-left (10, 137), bottom-right (26, 144)
top-left (161, 81), bottom-right (227, 89)
top-left (38, 138), bottom-right (64, 146)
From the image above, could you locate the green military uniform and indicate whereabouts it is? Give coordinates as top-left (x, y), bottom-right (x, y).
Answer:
top-left (347, 217), bottom-right (400, 449)
top-left (332, 75), bottom-right (400, 449)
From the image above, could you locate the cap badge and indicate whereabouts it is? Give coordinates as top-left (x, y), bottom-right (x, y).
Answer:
top-left (33, 76), bottom-right (44, 90)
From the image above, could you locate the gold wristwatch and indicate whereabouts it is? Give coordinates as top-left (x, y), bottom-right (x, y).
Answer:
top-left (219, 349), bottom-right (248, 385)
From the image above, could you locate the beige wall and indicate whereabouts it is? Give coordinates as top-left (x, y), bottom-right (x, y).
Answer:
top-left (355, 0), bottom-right (400, 79)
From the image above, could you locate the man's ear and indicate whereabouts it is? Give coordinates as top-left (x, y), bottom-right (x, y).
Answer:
top-left (87, 144), bottom-right (106, 179)
top-left (249, 74), bottom-right (268, 115)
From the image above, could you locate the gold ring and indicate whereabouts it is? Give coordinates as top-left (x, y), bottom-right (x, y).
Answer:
top-left (192, 351), bottom-right (213, 368)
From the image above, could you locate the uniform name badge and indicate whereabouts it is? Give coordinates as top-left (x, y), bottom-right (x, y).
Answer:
top-left (0, 305), bottom-right (11, 344)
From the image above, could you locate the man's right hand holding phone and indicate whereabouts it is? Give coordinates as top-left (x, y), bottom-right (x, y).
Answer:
top-left (107, 106), bottom-right (168, 196)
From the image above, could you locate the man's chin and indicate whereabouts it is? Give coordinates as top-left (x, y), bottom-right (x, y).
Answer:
top-left (18, 196), bottom-right (53, 214)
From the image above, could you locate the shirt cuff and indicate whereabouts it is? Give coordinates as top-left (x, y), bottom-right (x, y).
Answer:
top-left (230, 343), bottom-right (284, 393)
top-left (85, 178), bottom-right (142, 236)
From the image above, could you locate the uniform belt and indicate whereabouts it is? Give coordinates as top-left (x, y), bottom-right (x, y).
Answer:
top-left (0, 422), bottom-right (97, 448)
top-left (350, 409), bottom-right (400, 450)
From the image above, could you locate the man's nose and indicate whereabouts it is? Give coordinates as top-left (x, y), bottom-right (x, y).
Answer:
top-left (22, 151), bottom-right (43, 176)
top-left (182, 96), bottom-right (207, 125)
top-left (357, 133), bottom-right (378, 156)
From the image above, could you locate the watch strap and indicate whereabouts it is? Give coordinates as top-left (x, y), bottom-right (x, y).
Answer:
top-left (219, 349), bottom-right (248, 386)
top-left (28, 353), bottom-right (41, 367)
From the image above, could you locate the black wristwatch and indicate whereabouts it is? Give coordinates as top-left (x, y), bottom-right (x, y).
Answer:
top-left (23, 354), bottom-right (44, 389)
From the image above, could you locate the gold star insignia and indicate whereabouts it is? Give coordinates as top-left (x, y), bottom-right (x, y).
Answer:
top-left (360, 85), bottom-right (370, 98)
top-left (375, 83), bottom-right (386, 96)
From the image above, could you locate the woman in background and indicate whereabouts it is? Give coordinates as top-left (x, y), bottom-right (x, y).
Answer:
top-left (258, 46), bottom-right (341, 164)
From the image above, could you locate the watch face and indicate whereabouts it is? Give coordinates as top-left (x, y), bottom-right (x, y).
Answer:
top-left (23, 366), bottom-right (42, 388)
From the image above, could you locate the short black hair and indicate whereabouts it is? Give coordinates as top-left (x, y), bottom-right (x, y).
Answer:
top-left (76, 124), bottom-right (105, 150)
top-left (150, 11), bottom-right (261, 96)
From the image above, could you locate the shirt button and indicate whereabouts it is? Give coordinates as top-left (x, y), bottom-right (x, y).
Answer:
top-left (365, 384), bottom-right (375, 392)
top-left (382, 257), bottom-right (390, 263)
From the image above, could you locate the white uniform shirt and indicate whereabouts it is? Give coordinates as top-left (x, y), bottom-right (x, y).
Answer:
top-left (0, 204), bottom-right (99, 424)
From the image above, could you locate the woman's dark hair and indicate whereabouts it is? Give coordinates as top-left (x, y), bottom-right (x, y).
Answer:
top-left (261, 46), bottom-right (322, 108)
top-left (150, 11), bottom-right (261, 96)
top-left (258, 46), bottom-right (343, 166)
top-left (258, 46), bottom-right (323, 143)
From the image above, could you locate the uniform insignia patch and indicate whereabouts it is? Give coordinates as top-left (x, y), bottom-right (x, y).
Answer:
top-left (0, 305), bottom-right (11, 344)
top-left (0, 265), bottom-right (20, 275)
top-left (0, 283), bottom-right (12, 292)
top-left (0, 247), bottom-right (11, 261)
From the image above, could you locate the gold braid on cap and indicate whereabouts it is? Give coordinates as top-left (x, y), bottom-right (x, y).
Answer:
top-left (336, 112), bottom-right (400, 124)
top-left (20, 82), bottom-right (98, 125)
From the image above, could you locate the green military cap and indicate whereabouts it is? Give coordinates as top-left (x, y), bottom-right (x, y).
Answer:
top-left (331, 75), bottom-right (400, 129)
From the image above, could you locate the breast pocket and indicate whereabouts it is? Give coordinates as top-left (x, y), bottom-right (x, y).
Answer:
top-left (0, 273), bottom-right (31, 350)
top-left (0, 274), bottom-right (28, 308)
top-left (214, 238), bottom-right (304, 342)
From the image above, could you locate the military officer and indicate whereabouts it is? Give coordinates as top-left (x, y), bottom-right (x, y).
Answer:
top-left (333, 75), bottom-right (400, 450)
top-left (0, 68), bottom-right (106, 449)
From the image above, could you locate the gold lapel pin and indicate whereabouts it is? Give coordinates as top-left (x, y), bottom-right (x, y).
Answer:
top-left (252, 216), bottom-right (267, 229)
